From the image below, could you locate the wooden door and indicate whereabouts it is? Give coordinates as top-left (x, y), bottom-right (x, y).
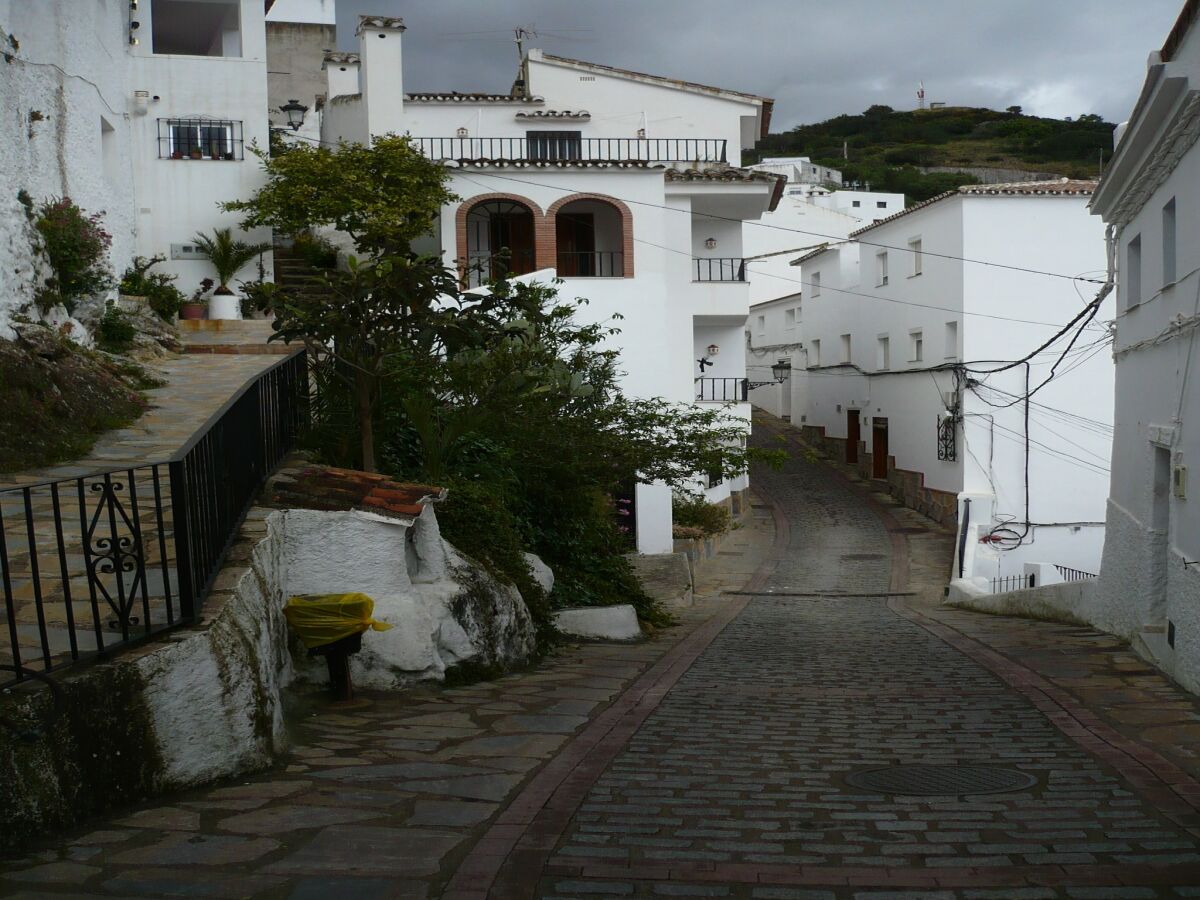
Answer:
top-left (872, 417), bottom-right (889, 479)
top-left (556, 213), bottom-right (595, 276)
top-left (846, 409), bottom-right (860, 464)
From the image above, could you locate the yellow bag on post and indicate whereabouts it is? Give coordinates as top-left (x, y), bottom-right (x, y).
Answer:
top-left (283, 593), bottom-right (393, 649)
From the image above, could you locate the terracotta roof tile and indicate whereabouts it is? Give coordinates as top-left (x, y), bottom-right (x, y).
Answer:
top-left (453, 158), bottom-right (661, 170)
top-left (405, 93), bottom-right (545, 103)
top-left (272, 466), bottom-right (446, 521)
top-left (850, 178), bottom-right (1099, 238)
top-left (514, 109), bottom-right (591, 119)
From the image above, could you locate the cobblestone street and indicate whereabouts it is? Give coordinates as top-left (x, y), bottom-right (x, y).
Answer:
top-left (6, 414), bottom-right (1200, 898)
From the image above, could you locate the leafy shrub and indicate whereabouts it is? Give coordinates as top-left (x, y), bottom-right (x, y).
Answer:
top-left (672, 524), bottom-right (706, 540)
top-left (119, 255), bottom-right (185, 321)
top-left (96, 305), bottom-right (136, 354)
top-left (292, 231), bottom-right (338, 268)
top-left (34, 197), bottom-right (113, 314)
top-left (672, 493), bottom-right (733, 536)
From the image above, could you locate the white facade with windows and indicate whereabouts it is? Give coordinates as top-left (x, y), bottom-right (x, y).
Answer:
top-left (1088, 1), bottom-right (1200, 692)
top-left (0, 0), bottom-right (277, 332)
top-left (749, 181), bottom-right (1114, 581)
top-left (322, 16), bottom-right (780, 553)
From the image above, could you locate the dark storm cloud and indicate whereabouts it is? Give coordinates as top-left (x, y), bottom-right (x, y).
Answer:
top-left (337, 1), bottom-right (1182, 129)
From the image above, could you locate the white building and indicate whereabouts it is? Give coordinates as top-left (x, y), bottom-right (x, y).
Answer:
top-left (1088, 0), bottom-right (1200, 691)
top-left (266, 0), bottom-right (336, 148)
top-left (0, 0), bottom-right (279, 331)
top-left (753, 156), bottom-right (842, 187)
top-left (321, 16), bottom-right (781, 553)
top-left (751, 180), bottom-right (1113, 581)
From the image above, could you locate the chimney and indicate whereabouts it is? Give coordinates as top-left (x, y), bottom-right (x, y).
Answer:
top-left (323, 52), bottom-right (360, 100)
top-left (357, 15), bottom-right (406, 137)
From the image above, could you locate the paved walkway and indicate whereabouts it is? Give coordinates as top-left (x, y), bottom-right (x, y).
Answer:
top-left (7, 413), bottom-right (1200, 897)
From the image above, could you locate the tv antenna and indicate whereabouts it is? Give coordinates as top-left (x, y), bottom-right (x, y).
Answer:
top-left (514, 25), bottom-right (538, 59)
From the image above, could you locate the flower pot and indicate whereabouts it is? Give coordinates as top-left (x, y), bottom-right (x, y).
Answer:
top-left (207, 291), bottom-right (241, 320)
top-left (180, 302), bottom-right (206, 320)
top-left (189, 150), bottom-right (203, 160)
top-left (171, 151), bottom-right (183, 160)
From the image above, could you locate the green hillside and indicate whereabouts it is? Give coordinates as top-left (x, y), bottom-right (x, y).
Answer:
top-left (751, 105), bottom-right (1116, 203)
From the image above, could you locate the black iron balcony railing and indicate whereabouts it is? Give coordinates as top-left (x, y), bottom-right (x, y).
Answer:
top-left (1054, 564), bottom-right (1097, 582)
top-left (990, 573), bottom-right (1034, 594)
top-left (557, 251), bottom-right (624, 278)
top-left (415, 137), bottom-right (728, 164)
top-left (461, 250), bottom-right (538, 288)
top-left (695, 377), bottom-right (749, 402)
top-left (0, 351), bottom-right (306, 689)
top-left (694, 257), bottom-right (747, 282)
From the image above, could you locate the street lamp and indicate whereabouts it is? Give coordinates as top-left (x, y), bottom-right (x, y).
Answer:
top-left (279, 99), bottom-right (309, 132)
top-left (770, 360), bottom-right (792, 383)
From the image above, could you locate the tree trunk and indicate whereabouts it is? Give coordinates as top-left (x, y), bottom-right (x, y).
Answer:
top-left (356, 375), bottom-right (376, 472)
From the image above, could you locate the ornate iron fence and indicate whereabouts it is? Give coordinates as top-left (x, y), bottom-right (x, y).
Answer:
top-left (0, 350), bottom-right (306, 689)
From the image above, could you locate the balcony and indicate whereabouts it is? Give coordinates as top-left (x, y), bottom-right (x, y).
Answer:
top-left (695, 377), bottom-right (749, 402)
top-left (693, 258), bottom-right (747, 282)
top-left (558, 251), bottom-right (624, 277)
top-left (414, 137), bottom-right (728, 164)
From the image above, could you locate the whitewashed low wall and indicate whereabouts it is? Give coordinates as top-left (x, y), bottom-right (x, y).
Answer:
top-left (945, 576), bottom-right (1095, 627)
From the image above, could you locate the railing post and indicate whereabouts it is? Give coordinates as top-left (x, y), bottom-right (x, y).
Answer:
top-left (168, 459), bottom-right (196, 621)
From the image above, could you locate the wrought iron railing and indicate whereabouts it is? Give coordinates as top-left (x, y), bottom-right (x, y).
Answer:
top-left (695, 377), bottom-right (749, 402)
top-left (157, 118), bottom-right (244, 161)
top-left (557, 251), bottom-right (624, 277)
top-left (694, 258), bottom-right (747, 282)
top-left (461, 251), bottom-right (538, 288)
top-left (1054, 564), bottom-right (1096, 582)
top-left (414, 137), bottom-right (728, 164)
top-left (0, 351), bottom-right (306, 689)
top-left (990, 573), bottom-right (1035, 594)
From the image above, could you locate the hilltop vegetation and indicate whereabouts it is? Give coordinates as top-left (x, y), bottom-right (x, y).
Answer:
top-left (752, 105), bottom-right (1116, 202)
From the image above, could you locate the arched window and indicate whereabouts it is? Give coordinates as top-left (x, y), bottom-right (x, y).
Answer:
top-left (550, 196), bottom-right (632, 277)
top-left (464, 199), bottom-right (536, 286)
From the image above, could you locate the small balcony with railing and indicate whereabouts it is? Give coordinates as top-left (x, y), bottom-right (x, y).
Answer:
top-left (414, 135), bottom-right (728, 165)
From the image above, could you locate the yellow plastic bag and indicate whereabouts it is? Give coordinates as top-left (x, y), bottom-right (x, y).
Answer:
top-left (283, 593), bottom-right (393, 649)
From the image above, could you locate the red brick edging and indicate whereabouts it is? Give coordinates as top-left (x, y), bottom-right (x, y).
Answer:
top-left (442, 597), bottom-right (751, 899)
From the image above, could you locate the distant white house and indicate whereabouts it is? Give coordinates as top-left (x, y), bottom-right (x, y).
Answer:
top-left (751, 179), bottom-right (1113, 582)
top-left (1088, 0), bottom-right (1200, 691)
top-left (0, 0), bottom-right (280, 329)
top-left (321, 16), bottom-right (782, 553)
top-left (753, 156), bottom-right (843, 187)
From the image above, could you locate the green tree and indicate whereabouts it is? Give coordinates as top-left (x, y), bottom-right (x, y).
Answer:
top-left (192, 228), bottom-right (270, 294)
top-left (222, 134), bottom-right (457, 255)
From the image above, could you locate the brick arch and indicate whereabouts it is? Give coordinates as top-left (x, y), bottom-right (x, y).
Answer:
top-left (455, 193), bottom-right (550, 277)
top-left (546, 193), bottom-right (634, 278)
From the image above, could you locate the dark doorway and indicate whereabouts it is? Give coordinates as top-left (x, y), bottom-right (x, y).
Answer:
top-left (527, 130), bottom-right (583, 160)
top-left (465, 200), bottom-right (536, 285)
top-left (556, 212), bottom-right (596, 276)
top-left (846, 409), bottom-right (860, 464)
top-left (872, 417), bottom-right (889, 479)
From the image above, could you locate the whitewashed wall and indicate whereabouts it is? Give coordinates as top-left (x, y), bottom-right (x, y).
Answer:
top-left (0, 0), bottom-right (137, 333)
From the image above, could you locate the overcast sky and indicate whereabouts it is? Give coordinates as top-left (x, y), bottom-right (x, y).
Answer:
top-left (334, 1), bottom-right (1182, 130)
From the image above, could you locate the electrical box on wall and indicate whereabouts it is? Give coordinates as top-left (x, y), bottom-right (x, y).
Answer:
top-left (170, 243), bottom-right (206, 260)
top-left (1174, 464), bottom-right (1188, 500)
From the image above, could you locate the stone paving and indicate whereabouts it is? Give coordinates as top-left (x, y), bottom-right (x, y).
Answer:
top-left (8, 412), bottom-right (1200, 897)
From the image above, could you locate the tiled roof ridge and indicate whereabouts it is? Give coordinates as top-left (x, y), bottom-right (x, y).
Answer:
top-left (514, 110), bottom-right (591, 118)
top-left (664, 166), bottom-right (780, 183)
top-left (405, 92), bottom-right (545, 103)
top-left (356, 15), bottom-right (405, 34)
top-left (850, 178), bottom-right (1098, 237)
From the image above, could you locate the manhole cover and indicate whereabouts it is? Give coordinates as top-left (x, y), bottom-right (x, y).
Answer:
top-left (841, 553), bottom-right (884, 561)
top-left (845, 765), bottom-right (1038, 796)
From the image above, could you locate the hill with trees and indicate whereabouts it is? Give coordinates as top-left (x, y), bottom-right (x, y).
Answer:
top-left (751, 105), bottom-right (1116, 203)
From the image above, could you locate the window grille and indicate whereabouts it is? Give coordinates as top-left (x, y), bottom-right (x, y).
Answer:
top-left (937, 415), bottom-right (957, 461)
top-left (158, 118), bottom-right (244, 160)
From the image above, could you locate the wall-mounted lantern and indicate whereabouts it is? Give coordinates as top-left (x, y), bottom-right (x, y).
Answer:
top-left (706, 343), bottom-right (720, 357)
top-left (456, 126), bottom-right (469, 138)
top-left (704, 237), bottom-right (717, 250)
top-left (636, 127), bottom-right (646, 138)
top-left (279, 99), bottom-right (309, 131)
top-left (771, 360), bottom-right (793, 383)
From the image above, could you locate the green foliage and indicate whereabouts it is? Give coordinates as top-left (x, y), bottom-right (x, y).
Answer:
top-left (751, 105), bottom-right (1116, 200)
top-left (95, 305), bottom-right (136, 354)
top-left (292, 231), bottom-right (338, 268)
top-left (672, 493), bottom-right (733, 537)
top-left (34, 197), bottom-right (113, 313)
top-left (119, 255), bottom-right (185, 321)
top-left (0, 326), bottom-right (146, 473)
top-left (222, 134), bottom-right (457, 256)
top-left (191, 228), bottom-right (270, 292)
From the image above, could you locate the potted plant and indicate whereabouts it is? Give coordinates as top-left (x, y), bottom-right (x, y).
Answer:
top-left (171, 150), bottom-right (183, 160)
top-left (192, 228), bottom-right (270, 320)
top-left (189, 147), bottom-right (203, 160)
top-left (180, 278), bottom-right (213, 319)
